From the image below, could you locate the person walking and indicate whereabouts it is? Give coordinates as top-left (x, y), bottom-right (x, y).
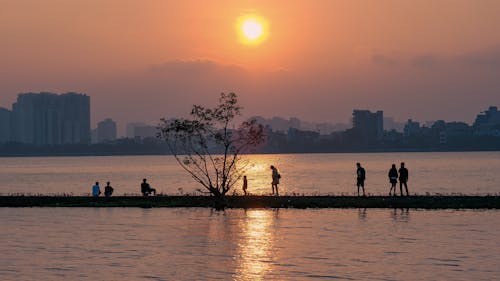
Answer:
top-left (92, 182), bottom-right (101, 197)
top-left (388, 164), bottom-right (398, 196)
top-left (270, 165), bottom-right (280, 196)
top-left (104, 181), bottom-right (114, 197)
top-left (242, 175), bottom-right (248, 195)
top-left (356, 163), bottom-right (366, 196)
top-left (398, 162), bottom-right (409, 196)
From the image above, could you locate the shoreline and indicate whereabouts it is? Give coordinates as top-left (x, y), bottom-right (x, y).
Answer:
top-left (1, 195), bottom-right (499, 209)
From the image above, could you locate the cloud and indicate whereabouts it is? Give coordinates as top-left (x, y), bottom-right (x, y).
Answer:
top-left (458, 45), bottom-right (500, 69)
top-left (411, 54), bottom-right (440, 68)
top-left (149, 59), bottom-right (246, 76)
top-left (371, 54), bottom-right (398, 66)
top-left (410, 46), bottom-right (500, 70)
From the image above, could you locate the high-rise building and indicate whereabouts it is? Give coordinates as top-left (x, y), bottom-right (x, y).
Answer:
top-left (403, 119), bottom-right (420, 137)
top-left (97, 118), bottom-right (117, 142)
top-left (11, 92), bottom-right (90, 145)
top-left (473, 106), bottom-right (500, 136)
top-left (0, 107), bottom-right (11, 143)
top-left (352, 110), bottom-right (384, 141)
top-left (126, 122), bottom-right (146, 138)
top-left (126, 122), bottom-right (158, 139)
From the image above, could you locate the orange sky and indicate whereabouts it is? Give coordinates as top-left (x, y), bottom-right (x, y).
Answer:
top-left (1, 0), bottom-right (500, 131)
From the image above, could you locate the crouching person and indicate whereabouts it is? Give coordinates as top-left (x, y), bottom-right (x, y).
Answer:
top-left (141, 178), bottom-right (156, 196)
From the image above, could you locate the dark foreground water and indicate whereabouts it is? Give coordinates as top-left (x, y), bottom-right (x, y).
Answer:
top-left (1, 208), bottom-right (499, 280)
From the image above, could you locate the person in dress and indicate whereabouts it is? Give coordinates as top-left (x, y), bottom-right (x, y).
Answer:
top-left (270, 165), bottom-right (280, 196)
top-left (388, 164), bottom-right (398, 196)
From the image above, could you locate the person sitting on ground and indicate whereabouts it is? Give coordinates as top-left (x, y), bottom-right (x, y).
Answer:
top-left (141, 178), bottom-right (156, 196)
top-left (92, 182), bottom-right (101, 197)
top-left (104, 181), bottom-right (114, 197)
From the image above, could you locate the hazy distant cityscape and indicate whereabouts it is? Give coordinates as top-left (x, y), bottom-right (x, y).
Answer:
top-left (0, 92), bottom-right (499, 156)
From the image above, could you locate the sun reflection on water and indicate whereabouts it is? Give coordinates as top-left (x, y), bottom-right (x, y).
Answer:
top-left (234, 210), bottom-right (277, 280)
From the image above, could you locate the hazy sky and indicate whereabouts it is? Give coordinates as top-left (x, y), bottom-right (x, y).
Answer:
top-left (1, 0), bottom-right (500, 133)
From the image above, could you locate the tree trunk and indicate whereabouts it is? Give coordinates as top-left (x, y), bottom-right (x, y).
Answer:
top-left (213, 195), bottom-right (227, 210)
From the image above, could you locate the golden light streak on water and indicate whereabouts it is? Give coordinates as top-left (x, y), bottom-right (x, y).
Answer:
top-left (235, 210), bottom-right (275, 280)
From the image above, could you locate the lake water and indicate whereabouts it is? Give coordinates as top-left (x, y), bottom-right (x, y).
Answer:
top-left (0, 152), bottom-right (499, 195)
top-left (2, 152), bottom-right (499, 280)
top-left (1, 208), bottom-right (499, 280)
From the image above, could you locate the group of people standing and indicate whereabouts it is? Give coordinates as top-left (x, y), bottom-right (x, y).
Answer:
top-left (264, 163), bottom-right (408, 197)
top-left (356, 162), bottom-right (409, 196)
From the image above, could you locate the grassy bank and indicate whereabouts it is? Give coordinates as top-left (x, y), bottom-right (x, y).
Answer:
top-left (1, 195), bottom-right (499, 209)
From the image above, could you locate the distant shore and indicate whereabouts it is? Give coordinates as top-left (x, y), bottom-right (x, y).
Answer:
top-left (1, 148), bottom-right (500, 157)
top-left (1, 195), bottom-right (499, 209)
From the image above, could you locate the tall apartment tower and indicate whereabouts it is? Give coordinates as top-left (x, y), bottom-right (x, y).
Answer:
top-left (11, 92), bottom-right (90, 145)
top-left (0, 107), bottom-right (11, 143)
top-left (97, 118), bottom-right (117, 142)
top-left (352, 110), bottom-right (384, 141)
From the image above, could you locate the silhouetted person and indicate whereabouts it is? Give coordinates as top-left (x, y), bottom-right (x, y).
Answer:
top-left (104, 181), bottom-right (114, 197)
top-left (141, 178), bottom-right (156, 196)
top-left (92, 182), bottom-right (101, 197)
top-left (356, 163), bottom-right (366, 196)
top-left (242, 175), bottom-right (248, 195)
top-left (398, 162), bottom-right (409, 196)
top-left (388, 164), bottom-right (398, 196)
top-left (270, 165), bottom-right (280, 196)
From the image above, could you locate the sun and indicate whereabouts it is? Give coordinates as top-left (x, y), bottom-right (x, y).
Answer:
top-left (242, 19), bottom-right (263, 40)
top-left (237, 15), bottom-right (268, 45)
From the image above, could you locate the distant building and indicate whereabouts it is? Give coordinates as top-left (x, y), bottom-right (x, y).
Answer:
top-left (384, 117), bottom-right (405, 132)
top-left (403, 119), bottom-right (420, 137)
top-left (126, 122), bottom-right (146, 138)
top-left (352, 110), bottom-right (384, 141)
top-left (97, 118), bottom-right (117, 142)
top-left (133, 125), bottom-right (158, 139)
top-left (10, 92), bottom-right (90, 145)
top-left (0, 107), bottom-right (11, 143)
top-left (473, 106), bottom-right (500, 137)
top-left (126, 122), bottom-right (158, 139)
top-left (445, 122), bottom-right (472, 139)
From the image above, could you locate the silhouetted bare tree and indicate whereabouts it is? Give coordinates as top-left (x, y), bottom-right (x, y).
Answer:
top-left (158, 93), bottom-right (265, 204)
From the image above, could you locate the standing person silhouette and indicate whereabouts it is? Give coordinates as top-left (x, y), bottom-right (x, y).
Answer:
top-left (356, 163), bottom-right (366, 196)
top-left (242, 175), bottom-right (248, 195)
top-left (388, 164), bottom-right (398, 196)
top-left (270, 165), bottom-right (280, 196)
top-left (398, 162), bottom-right (409, 196)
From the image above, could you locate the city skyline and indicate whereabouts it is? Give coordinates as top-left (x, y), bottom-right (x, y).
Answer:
top-left (3, 86), bottom-right (495, 136)
top-left (1, 91), bottom-right (497, 145)
top-left (2, 1), bottom-right (500, 129)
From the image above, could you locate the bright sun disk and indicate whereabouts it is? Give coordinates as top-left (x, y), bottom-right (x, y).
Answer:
top-left (237, 15), bottom-right (268, 45)
top-left (242, 19), bottom-right (263, 40)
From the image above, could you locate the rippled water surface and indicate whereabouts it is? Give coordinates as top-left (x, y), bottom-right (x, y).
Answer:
top-left (0, 152), bottom-right (499, 195)
top-left (1, 208), bottom-right (499, 280)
